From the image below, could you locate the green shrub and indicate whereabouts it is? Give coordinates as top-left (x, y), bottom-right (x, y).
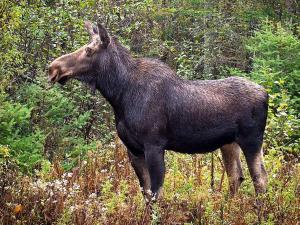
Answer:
top-left (248, 20), bottom-right (300, 111)
top-left (0, 92), bottom-right (46, 173)
top-left (230, 20), bottom-right (300, 155)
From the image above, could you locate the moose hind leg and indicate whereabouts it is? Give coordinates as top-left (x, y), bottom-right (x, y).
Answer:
top-left (239, 140), bottom-right (267, 194)
top-left (127, 151), bottom-right (151, 199)
top-left (221, 142), bottom-right (244, 196)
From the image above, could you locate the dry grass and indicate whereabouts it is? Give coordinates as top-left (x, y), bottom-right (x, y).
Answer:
top-left (0, 139), bottom-right (299, 225)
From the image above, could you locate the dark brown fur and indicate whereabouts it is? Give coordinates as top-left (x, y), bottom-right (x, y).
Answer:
top-left (48, 22), bottom-right (268, 201)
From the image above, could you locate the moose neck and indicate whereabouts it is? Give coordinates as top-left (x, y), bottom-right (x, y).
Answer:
top-left (94, 41), bottom-right (135, 111)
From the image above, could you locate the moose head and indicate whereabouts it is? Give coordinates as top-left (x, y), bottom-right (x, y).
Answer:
top-left (48, 21), bottom-right (111, 87)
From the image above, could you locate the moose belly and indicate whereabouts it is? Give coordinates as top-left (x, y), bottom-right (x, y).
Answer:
top-left (166, 125), bottom-right (238, 154)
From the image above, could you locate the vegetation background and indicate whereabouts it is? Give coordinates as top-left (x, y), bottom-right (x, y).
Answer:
top-left (0, 0), bottom-right (299, 224)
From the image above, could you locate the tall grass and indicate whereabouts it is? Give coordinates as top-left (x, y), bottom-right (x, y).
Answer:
top-left (0, 138), bottom-right (299, 224)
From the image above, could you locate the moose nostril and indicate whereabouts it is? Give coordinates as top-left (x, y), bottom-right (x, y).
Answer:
top-left (50, 75), bottom-right (56, 82)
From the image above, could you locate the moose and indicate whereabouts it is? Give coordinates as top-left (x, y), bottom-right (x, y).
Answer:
top-left (48, 21), bottom-right (268, 201)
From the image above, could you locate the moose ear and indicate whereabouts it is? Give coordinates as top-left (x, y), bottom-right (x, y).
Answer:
top-left (97, 23), bottom-right (110, 48)
top-left (84, 21), bottom-right (97, 36)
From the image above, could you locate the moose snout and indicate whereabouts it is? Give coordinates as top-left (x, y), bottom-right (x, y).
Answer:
top-left (48, 62), bottom-right (61, 83)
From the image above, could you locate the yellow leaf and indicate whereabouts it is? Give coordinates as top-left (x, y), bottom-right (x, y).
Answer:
top-left (14, 204), bottom-right (23, 214)
top-left (0, 145), bottom-right (10, 158)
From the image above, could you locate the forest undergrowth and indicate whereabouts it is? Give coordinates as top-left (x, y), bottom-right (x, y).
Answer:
top-left (1, 137), bottom-right (299, 225)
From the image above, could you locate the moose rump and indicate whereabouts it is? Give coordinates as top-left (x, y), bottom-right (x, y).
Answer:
top-left (164, 78), bottom-right (268, 154)
top-left (48, 21), bottom-right (269, 201)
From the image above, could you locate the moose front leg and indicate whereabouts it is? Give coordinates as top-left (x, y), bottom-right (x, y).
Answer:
top-left (144, 144), bottom-right (165, 201)
top-left (127, 151), bottom-right (151, 200)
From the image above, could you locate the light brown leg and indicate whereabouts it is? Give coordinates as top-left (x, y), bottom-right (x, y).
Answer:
top-left (243, 147), bottom-right (267, 194)
top-left (221, 142), bottom-right (244, 196)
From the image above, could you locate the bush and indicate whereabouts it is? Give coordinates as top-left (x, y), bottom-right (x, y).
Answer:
top-left (0, 92), bottom-right (46, 173)
top-left (230, 20), bottom-right (300, 155)
top-left (248, 20), bottom-right (300, 111)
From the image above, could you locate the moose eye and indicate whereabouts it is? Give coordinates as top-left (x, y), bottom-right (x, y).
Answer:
top-left (85, 47), bottom-right (93, 57)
